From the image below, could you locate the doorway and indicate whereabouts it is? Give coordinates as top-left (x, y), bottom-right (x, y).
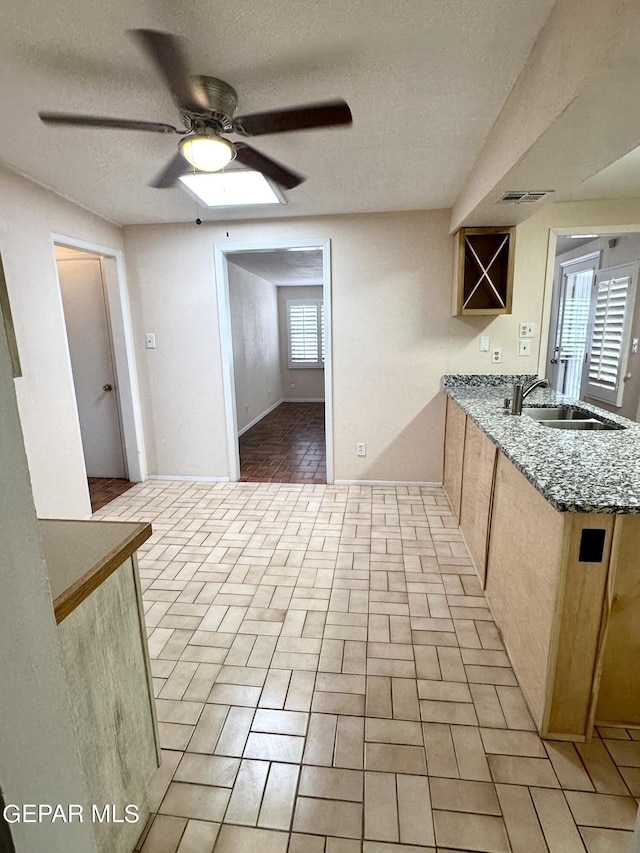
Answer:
top-left (54, 240), bottom-right (145, 510)
top-left (215, 239), bottom-right (333, 483)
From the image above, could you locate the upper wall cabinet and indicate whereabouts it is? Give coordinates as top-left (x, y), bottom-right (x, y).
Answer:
top-left (453, 226), bottom-right (516, 316)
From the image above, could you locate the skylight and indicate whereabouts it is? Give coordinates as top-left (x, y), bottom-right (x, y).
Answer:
top-left (179, 171), bottom-right (283, 207)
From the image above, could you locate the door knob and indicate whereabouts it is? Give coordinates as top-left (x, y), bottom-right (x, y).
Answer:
top-left (550, 358), bottom-right (558, 364)
top-left (103, 383), bottom-right (113, 392)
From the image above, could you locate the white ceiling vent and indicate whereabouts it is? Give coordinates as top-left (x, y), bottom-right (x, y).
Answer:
top-left (498, 190), bottom-right (554, 204)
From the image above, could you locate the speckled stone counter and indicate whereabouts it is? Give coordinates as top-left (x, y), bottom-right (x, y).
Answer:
top-left (443, 374), bottom-right (640, 513)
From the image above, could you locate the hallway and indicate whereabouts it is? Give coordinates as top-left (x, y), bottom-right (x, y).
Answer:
top-left (239, 403), bottom-right (326, 484)
top-left (93, 481), bottom-right (639, 853)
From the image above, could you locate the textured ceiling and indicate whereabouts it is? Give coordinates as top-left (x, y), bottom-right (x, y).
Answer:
top-left (0, 0), bottom-right (557, 225)
top-left (229, 250), bottom-right (323, 286)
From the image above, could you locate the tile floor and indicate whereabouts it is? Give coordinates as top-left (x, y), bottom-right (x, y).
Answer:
top-left (239, 402), bottom-right (326, 484)
top-left (93, 481), bottom-right (639, 853)
top-left (88, 476), bottom-right (136, 512)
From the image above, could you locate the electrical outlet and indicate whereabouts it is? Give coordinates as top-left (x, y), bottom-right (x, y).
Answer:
top-left (519, 323), bottom-right (535, 338)
top-left (492, 348), bottom-right (502, 364)
top-left (145, 333), bottom-right (156, 349)
top-left (519, 339), bottom-right (531, 356)
top-left (356, 442), bottom-right (366, 457)
top-left (244, 404), bottom-right (249, 413)
top-left (479, 336), bottom-right (490, 352)
top-left (633, 338), bottom-right (639, 354)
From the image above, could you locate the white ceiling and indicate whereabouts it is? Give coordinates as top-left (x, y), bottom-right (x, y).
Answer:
top-left (0, 0), bottom-right (557, 226)
top-left (560, 145), bottom-right (640, 204)
top-left (229, 250), bottom-right (323, 286)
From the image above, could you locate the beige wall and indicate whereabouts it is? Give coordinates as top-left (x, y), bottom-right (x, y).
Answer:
top-left (0, 165), bottom-right (125, 518)
top-left (228, 261), bottom-right (282, 433)
top-left (123, 209), bottom-right (553, 483)
top-left (278, 285), bottom-right (325, 401)
top-left (0, 299), bottom-right (97, 853)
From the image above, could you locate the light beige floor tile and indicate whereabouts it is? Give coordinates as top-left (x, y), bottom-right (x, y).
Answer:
top-left (545, 741), bottom-right (595, 791)
top-left (366, 675), bottom-right (392, 718)
top-left (258, 763), bottom-right (300, 830)
top-left (417, 680), bottom-right (472, 703)
top-left (430, 777), bottom-right (500, 815)
top-left (285, 670), bottom-right (316, 712)
top-left (365, 718), bottom-right (423, 746)
top-left (397, 774), bottom-right (435, 846)
top-left (460, 648), bottom-right (510, 667)
top-left (259, 669), bottom-right (293, 709)
top-left (288, 833), bottom-right (326, 853)
top-left (293, 797), bottom-right (362, 839)
top-left (433, 810), bottom-right (510, 853)
top-left (413, 647), bottom-right (441, 681)
top-left (392, 677), bottom-right (421, 721)
top-left (159, 722), bottom-right (196, 751)
top-left (365, 743), bottom-right (426, 775)
top-left (480, 727), bottom-right (546, 757)
top-left (334, 715), bottom-right (365, 769)
top-left (244, 732), bottom-right (304, 763)
top-left (531, 787), bottom-right (587, 852)
top-left (252, 708), bottom-right (308, 736)
top-left (299, 766), bottom-right (364, 801)
top-left (156, 698), bottom-right (204, 725)
top-left (419, 700), bottom-right (478, 726)
top-left (364, 771), bottom-right (398, 842)
top-left (224, 758), bottom-right (270, 826)
top-left (214, 824), bottom-right (289, 853)
top-left (603, 739), bottom-right (640, 768)
top-left (468, 684), bottom-right (507, 729)
top-left (362, 843), bottom-right (435, 853)
top-left (158, 781), bottom-right (230, 822)
top-left (316, 673), bottom-right (366, 694)
top-left (367, 658), bottom-right (416, 678)
top-left (422, 723), bottom-right (458, 778)
top-left (147, 750), bottom-right (183, 812)
top-left (564, 790), bottom-right (638, 830)
top-left (312, 691), bottom-right (366, 716)
top-left (319, 638), bottom-right (344, 672)
top-left (140, 814), bottom-right (187, 853)
top-left (488, 754), bottom-right (559, 787)
top-left (619, 765), bottom-right (640, 796)
top-left (174, 753), bottom-right (239, 787)
top-left (495, 686), bottom-right (536, 730)
top-left (303, 713), bottom-right (337, 766)
top-left (450, 725), bottom-right (491, 782)
top-left (213, 706), bottom-right (254, 757)
top-left (217, 664), bottom-right (268, 686)
top-left (208, 683), bottom-right (262, 706)
top-left (495, 784), bottom-right (548, 853)
top-left (580, 826), bottom-right (635, 853)
top-left (576, 739), bottom-right (629, 795)
top-left (175, 819), bottom-right (220, 853)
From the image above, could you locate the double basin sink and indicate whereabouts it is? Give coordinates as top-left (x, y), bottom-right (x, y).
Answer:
top-left (522, 406), bottom-right (625, 431)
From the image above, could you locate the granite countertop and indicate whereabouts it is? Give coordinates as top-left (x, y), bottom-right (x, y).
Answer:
top-left (443, 375), bottom-right (640, 513)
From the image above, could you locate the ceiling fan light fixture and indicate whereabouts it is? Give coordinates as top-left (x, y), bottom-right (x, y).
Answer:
top-left (179, 132), bottom-right (235, 172)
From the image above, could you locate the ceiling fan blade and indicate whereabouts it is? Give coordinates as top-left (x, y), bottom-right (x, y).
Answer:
top-left (234, 142), bottom-right (304, 190)
top-left (130, 29), bottom-right (208, 114)
top-left (149, 152), bottom-right (190, 188)
top-left (233, 99), bottom-right (352, 137)
top-left (39, 112), bottom-right (181, 133)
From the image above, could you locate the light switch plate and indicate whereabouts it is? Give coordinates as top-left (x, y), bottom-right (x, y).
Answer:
top-left (519, 339), bottom-right (531, 356)
top-left (145, 333), bottom-right (156, 349)
top-left (480, 336), bottom-right (490, 352)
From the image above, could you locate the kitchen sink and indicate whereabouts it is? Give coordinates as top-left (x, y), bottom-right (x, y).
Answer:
top-left (523, 406), bottom-right (595, 420)
top-left (522, 406), bottom-right (625, 431)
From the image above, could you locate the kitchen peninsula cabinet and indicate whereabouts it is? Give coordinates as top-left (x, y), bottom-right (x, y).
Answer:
top-left (442, 376), bottom-right (640, 741)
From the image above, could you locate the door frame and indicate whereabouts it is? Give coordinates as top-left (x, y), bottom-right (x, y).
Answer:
top-left (51, 234), bottom-right (147, 482)
top-left (214, 238), bottom-right (333, 483)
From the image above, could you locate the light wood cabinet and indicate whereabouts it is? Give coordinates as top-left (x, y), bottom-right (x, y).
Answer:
top-left (459, 418), bottom-right (497, 587)
top-left (443, 397), bottom-right (466, 521)
top-left (452, 227), bottom-right (515, 316)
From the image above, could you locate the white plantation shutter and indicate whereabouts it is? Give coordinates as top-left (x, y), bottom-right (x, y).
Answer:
top-left (556, 263), bottom-right (594, 398)
top-left (585, 264), bottom-right (637, 406)
top-left (288, 299), bottom-right (324, 368)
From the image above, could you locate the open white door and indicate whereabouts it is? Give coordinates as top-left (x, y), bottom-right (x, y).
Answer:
top-left (58, 257), bottom-right (126, 478)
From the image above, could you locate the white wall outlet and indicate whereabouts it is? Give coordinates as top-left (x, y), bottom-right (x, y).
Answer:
top-left (491, 348), bottom-right (502, 364)
top-left (356, 442), bottom-right (366, 457)
top-left (479, 336), bottom-right (490, 352)
top-left (633, 338), bottom-right (639, 354)
top-left (145, 333), bottom-right (156, 349)
top-left (519, 339), bottom-right (532, 356)
top-left (519, 323), bottom-right (535, 338)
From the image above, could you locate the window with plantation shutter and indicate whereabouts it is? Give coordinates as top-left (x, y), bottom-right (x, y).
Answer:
top-left (584, 263), bottom-right (637, 406)
top-left (287, 299), bottom-right (324, 368)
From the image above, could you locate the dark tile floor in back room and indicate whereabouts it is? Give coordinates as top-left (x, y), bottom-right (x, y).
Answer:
top-left (90, 473), bottom-right (640, 853)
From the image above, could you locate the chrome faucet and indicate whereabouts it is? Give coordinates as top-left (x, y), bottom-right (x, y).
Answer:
top-left (509, 378), bottom-right (549, 415)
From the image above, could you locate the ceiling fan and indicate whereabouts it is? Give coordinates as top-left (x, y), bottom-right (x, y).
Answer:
top-left (38, 29), bottom-right (352, 190)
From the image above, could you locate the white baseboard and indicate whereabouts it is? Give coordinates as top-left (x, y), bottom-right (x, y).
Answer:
top-left (282, 397), bottom-right (325, 403)
top-left (147, 474), bottom-right (230, 483)
top-left (237, 398), bottom-right (284, 437)
top-left (334, 479), bottom-right (443, 487)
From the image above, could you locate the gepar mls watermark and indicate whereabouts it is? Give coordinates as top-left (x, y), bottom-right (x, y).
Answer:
top-left (3, 804), bottom-right (140, 824)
